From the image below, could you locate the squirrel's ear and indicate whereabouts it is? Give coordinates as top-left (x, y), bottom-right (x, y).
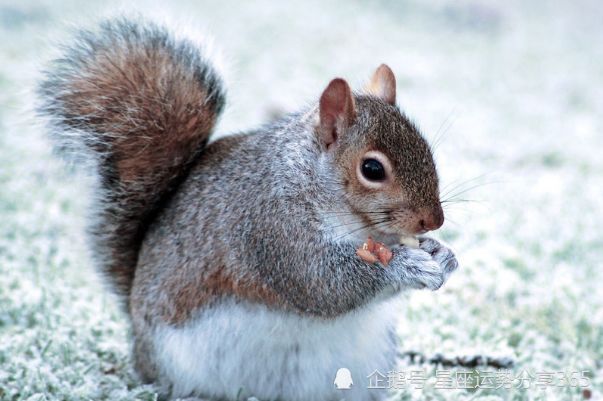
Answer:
top-left (366, 64), bottom-right (396, 105)
top-left (318, 78), bottom-right (356, 149)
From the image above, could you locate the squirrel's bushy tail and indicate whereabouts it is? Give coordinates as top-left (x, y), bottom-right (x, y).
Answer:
top-left (38, 18), bottom-right (225, 304)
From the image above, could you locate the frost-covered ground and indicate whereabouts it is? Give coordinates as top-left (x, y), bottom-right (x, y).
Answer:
top-left (0, 0), bottom-right (602, 400)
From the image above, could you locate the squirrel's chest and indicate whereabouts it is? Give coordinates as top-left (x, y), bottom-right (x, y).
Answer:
top-left (153, 298), bottom-right (401, 401)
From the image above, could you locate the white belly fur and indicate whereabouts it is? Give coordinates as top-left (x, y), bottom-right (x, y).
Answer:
top-left (153, 298), bottom-right (402, 401)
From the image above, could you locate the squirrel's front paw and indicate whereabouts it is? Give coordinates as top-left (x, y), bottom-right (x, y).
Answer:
top-left (401, 248), bottom-right (446, 290)
top-left (417, 237), bottom-right (459, 288)
top-left (392, 238), bottom-right (458, 291)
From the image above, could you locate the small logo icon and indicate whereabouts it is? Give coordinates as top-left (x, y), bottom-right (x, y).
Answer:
top-left (334, 368), bottom-right (353, 390)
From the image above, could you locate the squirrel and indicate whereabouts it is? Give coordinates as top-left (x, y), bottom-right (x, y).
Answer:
top-left (39, 18), bottom-right (458, 401)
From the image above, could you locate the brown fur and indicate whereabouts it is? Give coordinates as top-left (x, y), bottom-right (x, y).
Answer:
top-left (62, 47), bottom-right (216, 181)
top-left (164, 265), bottom-right (281, 325)
top-left (38, 19), bottom-right (226, 303)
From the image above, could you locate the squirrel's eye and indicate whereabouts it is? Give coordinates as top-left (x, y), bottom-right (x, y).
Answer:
top-left (361, 158), bottom-right (386, 181)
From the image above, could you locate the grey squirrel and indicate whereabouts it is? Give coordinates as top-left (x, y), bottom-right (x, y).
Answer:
top-left (39, 18), bottom-right (458, 401)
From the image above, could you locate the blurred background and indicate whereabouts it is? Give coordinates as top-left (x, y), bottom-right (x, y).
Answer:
top-left (0, 0), bottom-right (601, 400)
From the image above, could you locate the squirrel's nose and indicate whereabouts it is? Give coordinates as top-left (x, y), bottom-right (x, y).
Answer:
top-left (417, 205), bottom-right (444, 232)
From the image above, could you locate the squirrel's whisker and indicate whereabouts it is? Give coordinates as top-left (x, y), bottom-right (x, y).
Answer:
top-left (334, 217), bottom-right (393, 241)
top-left (440, 175), bottom-right (501, 203)
top-left (440, 173), bottom-right (492, 193)
top-left (430, 108), bottom-right (458, 151)
top-left (327, 216), bottom-right (390, 231)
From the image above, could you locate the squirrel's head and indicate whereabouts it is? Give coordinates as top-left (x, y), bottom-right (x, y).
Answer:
top-left (315, 64), bottom-right (443, 239)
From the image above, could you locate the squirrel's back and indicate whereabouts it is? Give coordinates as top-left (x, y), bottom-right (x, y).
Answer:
top-left (38, 18), bottom-right (226, 304)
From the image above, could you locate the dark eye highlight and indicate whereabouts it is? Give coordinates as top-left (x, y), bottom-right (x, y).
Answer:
top-left (361, 158), bottom-right (386, 181)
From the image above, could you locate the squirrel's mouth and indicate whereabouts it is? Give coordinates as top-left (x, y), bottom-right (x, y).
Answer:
top-left (370, 225), bottom-right (414, 247)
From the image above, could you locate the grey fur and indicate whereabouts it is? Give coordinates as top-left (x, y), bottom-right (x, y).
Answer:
top-left (39, 18), bottom-right (459, 399)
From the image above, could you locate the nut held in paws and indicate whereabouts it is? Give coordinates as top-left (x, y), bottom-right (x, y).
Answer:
top-left (356, 237), bottom-right (393, 266)
top-left (356, 247), bottom-right (378, 264)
